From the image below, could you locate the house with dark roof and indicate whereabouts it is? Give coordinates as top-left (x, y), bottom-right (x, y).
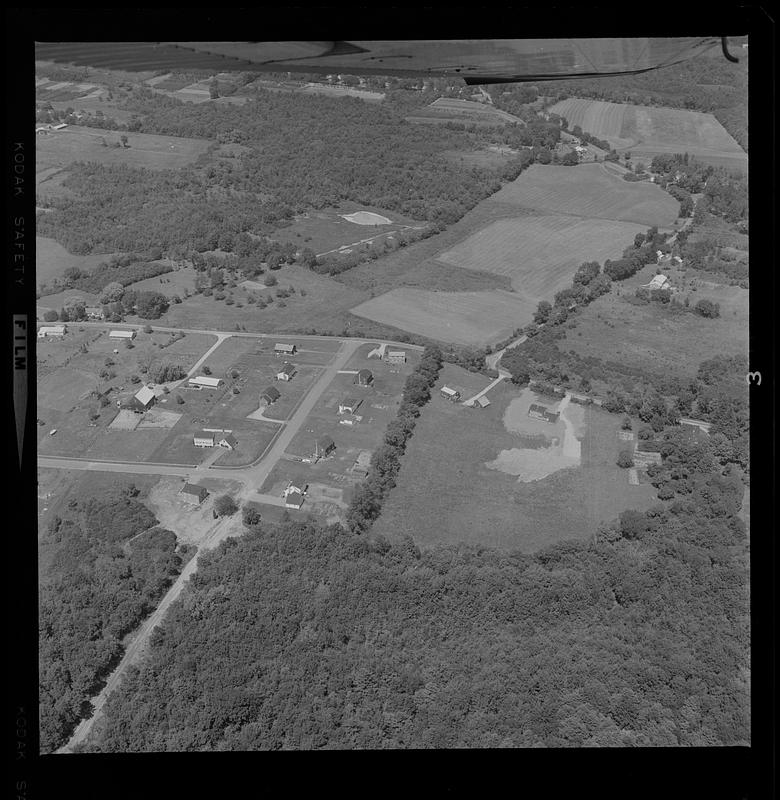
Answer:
top-left (274, 343), bottom-right (297, 356)
top-left (218, 433), bottom-right (238, 450)
top-left (180, 483), bottom-right (208, 505)
top-left (355, 369), bottom-right (373, 386)
top-left (338, 397), bottom-right (363, 415)
top-left (259, 386), bottom-right (281, 407)
top-left (314, 435), bottom-right (336, 458)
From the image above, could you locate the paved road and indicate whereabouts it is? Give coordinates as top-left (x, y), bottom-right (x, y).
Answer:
top-left (38, 456), bottom-right (193, 476)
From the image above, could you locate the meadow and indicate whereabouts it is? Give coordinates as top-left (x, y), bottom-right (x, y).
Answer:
top-left (406, 98), bottom-right (525, 127)
top-left (372, 364), bottom-right (658, 552)
top-left (351, 288), bottom-right (533, 346)
top-left (548, 98), bottom-right (747, 171)
top-left (36, 126), bottom-right (213, 174)
top-left (36, 236), bottom-right (120, 289)
top-left (437, 214), bottom-right (646, 296)
top-left (562, 263), bottom-right (749, 378)
top-left (489, 163), bottom-right (680, 226)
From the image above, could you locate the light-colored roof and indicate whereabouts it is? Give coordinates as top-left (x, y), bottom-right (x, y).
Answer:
top-left (476, 396), bottom-right (490, 407)
top-left (109, 329), bottom-right (134, 337)
top-left (388, 350), bottom-right (406, 356)
top-left (134, 385), bottom-right (156, 405)
top-left (275, 342), bottom-right (296, 351)
top-left (190, 375), bottom-right (222, 387)
top-left (441, 386), bottom-right (458, 396)
top-left (38, 325), bottom-right (65, 334)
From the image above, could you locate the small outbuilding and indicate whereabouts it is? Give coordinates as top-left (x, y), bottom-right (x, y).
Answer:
top-left (189, 376), bottom-right (224, 389)
top-left (386, 350), bottom-right (406, 364)
top-left (338, 397), bottom-right (363, 415)
top-left (474, 396), bottom-right (490, 408)
top-left (440, 386), bottom-right (461, 402)
top-left (133, 385), bottom-right (156, 410)
top-left (180, 483), bottom-right (208, 505)
top-left (84, 307), bottom-right (105, 320)
top-left (276, 362), bottom-right (297, 382)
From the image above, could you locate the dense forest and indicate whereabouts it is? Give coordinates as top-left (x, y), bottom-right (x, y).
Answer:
top-left (81, 429), bottom-right (748, 750)
top-left (37, 88), bottom-right (531, 256)
top-left (39, 485), bottom-right (192, 753)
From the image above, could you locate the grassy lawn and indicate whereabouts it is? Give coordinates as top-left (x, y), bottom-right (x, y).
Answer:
top-left (212, 424), bottom-right (280, 467)
top-left (562, 263), bottom-right (749, 379)
top-left (372, 365), bottom-right (658, 553)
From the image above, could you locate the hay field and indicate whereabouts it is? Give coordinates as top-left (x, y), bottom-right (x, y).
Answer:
top-left (36, 236), bottom-right (119, 288)
top-left (36, 126), bottom-right (213, 174)
top-left (548, 98), bottom-right (746, 171)
top-left (437, 214), bottom-right (646, 296)
top-left (351, 288), bottom-right (532, 346)
top-left (490, 163), bottom-right (679, 226)
top-left (406, 97), bottom-right (525, 127)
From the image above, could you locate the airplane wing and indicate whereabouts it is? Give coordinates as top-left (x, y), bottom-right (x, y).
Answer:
top-left (34, 38), bottom-right (726, 84)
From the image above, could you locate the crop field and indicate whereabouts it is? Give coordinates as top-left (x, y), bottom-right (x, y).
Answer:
top-left (300, 83), bottom-right (385, 102)
top-left (36, 236), bottom-right (120, 289)
top-left (36, 126), bottom-right (213, 174)
top-left (406, 98), bottom-right (525, 127)
top-left (442, 146), bottom-right (524, 169)
top-left (548, 98), bottom-right (747, 171)
top-left (48, 95), bottom-right (141, 124)
top-left (437, 214), bottom-right (646, 296)
top-left (562, 264), bottom-right (749, 379)
top-left (489, 163), bottom-right (680, 226)
top-left (351, 288), bottom-right (533, 346)
top-left (372, 364), bottom-right (658, 552)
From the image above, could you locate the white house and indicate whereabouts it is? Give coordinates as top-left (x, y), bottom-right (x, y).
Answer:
top-left (274, 343), bottom-right (297, 357)
top-left (109, 329), bottom-right (135, 340)
top-left (37, 325), bottom-right (66, 338)
top-left (338, 397), bottom-right (363, 415)
top-left (642, 274), bottom-right (671, 291)
top-left (194, 433), bottom-right (215, 448)
top-left (189, 376), bottom-right (224, 389)
top-left (276, 362), bottom-right (297, 382)
top-left (134, 385), bottom-right (156, 410)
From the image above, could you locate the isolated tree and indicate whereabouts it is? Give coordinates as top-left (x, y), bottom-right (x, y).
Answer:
top-left (202, 365), bottom-right (212, 375)
top-left (175, 394), bottom-right (184, 404)
top-left (242, 505), bottom-right (262, 527)
top-left (616, 449), bottom-right (634, 468)
top-left (263, 274), bottom-right (278, 287)
top-left (214, 494), bottom-right (238, 517)
top-left (694, 299), bottom-right (720, 318)
top-left (100, 281), bottom-right (125, 304)
top-left (43, 310), bottom-right (58, 322)
top-left (120, 134), bottom-right (129, 147)
top-left (143, 324), bottom-right (153, 334)
top-left (621, 417), bottom-right (633, 431)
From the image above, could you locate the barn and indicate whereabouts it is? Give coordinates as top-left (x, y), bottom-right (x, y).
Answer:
top-left (133, 385), bottom-right (156, 411)
top-left (193, 433), bottom-right (215, 448)
top-left (109, 329), bottom-right (135, 340)
top-left (440, 386), bottom-right (461, 402)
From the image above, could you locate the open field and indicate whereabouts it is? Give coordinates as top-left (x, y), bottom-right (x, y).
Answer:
top-left (48, 96), bottom-right (142, 124)
top-left (562, 263), bottom-right (749, 378)
top-left (489, 163), bottom-right (679, 226)
top-left (548, 98), bottom-right (747, 172)
top-left (437, 214), bottom-right (646, 295)
top-left (442, 146), bottom-right (524, 170)
top-left (121, 265), bottom-right (197, 297)
top-left (36, 126), bottom-right (213, 174)
top-left (351, 288), bottom-right (533, 346)
top-left (373, 364), bottom-right (658, 552)
top-left (36, 236), bottom-right (121, 289)
top-left (300, 83), bottom-right (385, 102)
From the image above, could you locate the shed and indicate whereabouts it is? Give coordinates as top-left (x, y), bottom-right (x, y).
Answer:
top-left (475, 396), bottom-right (490, 408)
top-left (194, 433), bottom-right (215, 448)
top-left (355, 369), bottom-right (373, 386)
top-left (134, 385), bottom-right (156, 410)
top-left (180, 483), bottom-right (208, 505)
top-left (338, 397), bottom-right (363, 415)
top-left (386, 350), bottom-right (406, 364)
top-left (109, 329), bottom-right (135, 340)
top-left (189, 376), bottom-right (224, 389)
top-left (274, 343), bottom-right (297, 356)
top-left (259, 386), bottom-right (281, 406)
top-left (276, 362), bottom-right (297, 381)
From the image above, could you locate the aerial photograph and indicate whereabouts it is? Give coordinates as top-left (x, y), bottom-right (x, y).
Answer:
top-left (28, 32), bottom-right (753, 762)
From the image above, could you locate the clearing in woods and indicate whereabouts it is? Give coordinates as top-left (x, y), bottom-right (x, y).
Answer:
top-left (36, 236), bottom-right (120, 288)
top-left (548, 98), bottom-right (747, 171)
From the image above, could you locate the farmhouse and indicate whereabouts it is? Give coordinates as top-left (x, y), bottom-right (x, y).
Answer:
top-left (180, 483), bottom-right (208, 505)
top-left (218, 433), bottom-right (238, 450)
top-left (284, 491), bottom-right (305, 509)
top-left (194, 433), bottom-right (215, 448)
top-left (679, 418), bottom-right (712, 436)
top-left (189, 376), bottom-right (224, 389)
top-left (133, 385), bottom-right (156, 411)
top-left (37, 325), bottom-right (66, 338)
top-left (84, 306), bottom-right (105, 320)
top-left (386, 350), bottom-right (407, 364)
top-left (642, 274), bottom-right (671, 290)
top-left (355, 369), bottom-right (374, 386)
top-left (109, 329), bottom-right (135, 340)
top-left (440, 386), bottom-right (461, 402)
top-left (528, 403), bottom-right (560, 424)
top-left (314, 435), bottom-right (336, 459)
top-left (274, 343), bottom-right (297, 357)
top-left (259, 386), bottom-right (281, 407)
top-left (338, 397), bottom-right (363, 415)
top-left (276, 362), bottom-right (297, 382)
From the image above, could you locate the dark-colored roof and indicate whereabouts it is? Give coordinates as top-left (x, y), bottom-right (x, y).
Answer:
top-left (357, 368), bottom-right (373, 379)
top-left (529, 403), bottom-right (547, 414)
top-left (279, 362), bottom-right (296, 374)
top-left (220, 434), bottom-right (238, 447)
top-left (286, 491), bottom-right (304, 507)
top-left (317, 435), bottom-right (335, 449)
top-left (182, 483), bottom-right (207, 496)
top-left (262, 386), bottom-right (281, 400)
